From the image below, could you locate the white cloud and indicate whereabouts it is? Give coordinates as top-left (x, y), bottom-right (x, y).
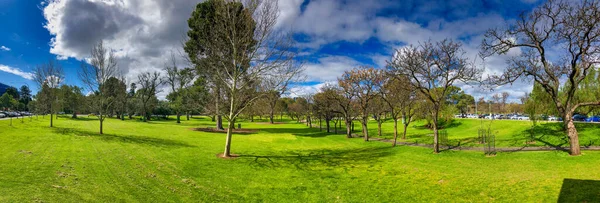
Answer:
top-left (42, 0), bottom-right (198, 85)
top-left (0, 64), bottom-right (34, 80)
top-left (303, 56), bottom-right (364, 82)
top-left (0, 46), bottom-right (10, 51)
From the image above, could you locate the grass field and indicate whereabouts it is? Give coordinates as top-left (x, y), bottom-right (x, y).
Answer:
top-left (1, 116), bottom-right (600, 202)
top-left (311, 117), bottom-right (600, 148)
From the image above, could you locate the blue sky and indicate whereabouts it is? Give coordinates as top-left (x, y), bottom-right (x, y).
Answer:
top-left (0, 0), bottom-right (542, 100)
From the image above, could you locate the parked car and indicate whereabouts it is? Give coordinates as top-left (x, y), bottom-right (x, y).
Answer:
top-left (548, 116), bottom-right (562, 121)
top-left (518, 115), bottom-right (530, 120)
top-left (0, 113), bottom-right (5, 118)
top-left (586, 116), bottom-right (600, 122)
top-left (573, 114), bottom-right (588, 121)
top-left (510, 115), bottom-right (520, 120)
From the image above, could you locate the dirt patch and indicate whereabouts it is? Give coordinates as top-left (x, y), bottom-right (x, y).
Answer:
top-left (254, 122), bottom-right (287, 125)
top-left (192, 127), bottom-right (258, 134)
top-left (216, 153), bottom-right (239, 159)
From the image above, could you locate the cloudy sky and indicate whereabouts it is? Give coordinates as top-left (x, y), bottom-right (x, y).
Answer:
top-left (0, 0), bottom-right (542, 101)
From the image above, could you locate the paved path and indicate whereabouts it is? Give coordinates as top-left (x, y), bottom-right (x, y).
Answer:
top-left (369, 137), bottom-right (600, 152)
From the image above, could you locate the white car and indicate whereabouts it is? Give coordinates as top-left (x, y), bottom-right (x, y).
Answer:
top-left (0, 113), bottom-right (5, 118)
top-left (548, 116), bottom-right (562, 121)
top-left (518, 116), bottom-right (530, 120)
top-left (510, 115), bottom-right (520, 120)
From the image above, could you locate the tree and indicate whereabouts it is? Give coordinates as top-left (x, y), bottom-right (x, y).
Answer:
top-left (370, 96), bottom-right (387, 137)
top-left (33, 60), bottom-right (64, 127)
top-left (79, 41), bottom-right (119, 134)
top-left (0, 93), bottom-right (18, 111)
top-left (481, 0), bottom-right (600, 155)
top-left (127, 83), bottom-right (137, 119)
top-left (389, 39), bottom-right (480, 153)
top-left (164, 53), bottom-right (196, 124)
top-left (5, 87), bottom-right (19, 101)
top-left (19, 85), bottom-right (32, 109)
top-left (314, 88), bottom-right (336, 133)
top-left (338, 66), bottom-right (384, 141)
top-left (59, 85), bottom-right (84, 118)
top-left (185, 0), bottom-right (300, 157)
top-left (380, 76), bottom-right (418, 146)
top-left (103, 77), bottom-right (127, 118)
top-left (137, 72), bottom-right (162, 122)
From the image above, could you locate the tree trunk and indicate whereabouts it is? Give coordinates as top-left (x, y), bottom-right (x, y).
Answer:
top-left (403, 123), bottom-right (408, 140)
top-left (216, 115), bottom-right (223, 130)
top-left (186, 112), bottom-right (190, 120)
top-left (565, 114), bottom-right (581, 156)
top-left (72, 112), bottom-right (77, 119)
top-left (269, 109), bottom-right (275, 124)
top-left (211, 115), bottom-right (215, 122)
top-left (142, 104), bottom-right (147, 122)
top-left (432, 115), bottom-right (439, 153)
top-left (223, 119), bottom-right (234, 157)
top-left (50, 113), bottom-right (53, 127)
top-left (177, 111), bottom-right (181, 124)
top-left (362, 117), bottom-right (369, 141)
top-left (326, 118), bottom-right (330, 133)
top-left (100, 117), bottom-right (104, 134)
top-left (319, 117), bottom-right (322, 131)
top-left (377, 118), bottom-right (382, 137)
top-left (393, 119), bottom-right (398, 147)
top-left (99, 109), bottom-right (104, 134)
top-left (345, 120), bottom-right (352, 138)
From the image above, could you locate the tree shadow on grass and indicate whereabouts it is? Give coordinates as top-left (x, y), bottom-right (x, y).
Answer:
top-left (558, 179), bottom-right (600, 202)
top-left (53, 127), bottom-right (195, 148)
top-left (237, 146), bottom-right (394, 171)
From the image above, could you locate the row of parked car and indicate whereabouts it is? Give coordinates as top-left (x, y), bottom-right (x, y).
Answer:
top-left (455, 113), bottom-right (600, 122)
top-left (0, 111), bottom-right (33, 118)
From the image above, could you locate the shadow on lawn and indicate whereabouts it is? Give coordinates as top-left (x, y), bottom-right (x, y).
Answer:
top-left (238, 146), bottom-right (394, 170)
top-left (558, 179), bottom-right (600, 202)
top-left (53, 127), bottom-right (195, 148)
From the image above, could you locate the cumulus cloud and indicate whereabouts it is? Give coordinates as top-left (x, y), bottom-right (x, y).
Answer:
top-left (42, 0), bottom-right (199, 85)
top-left (0, 64), bottom-right (34, 80)
top-left (0, 46), bottom-right (10, 51)
top-left (303, 56), bottom-right (364, 82)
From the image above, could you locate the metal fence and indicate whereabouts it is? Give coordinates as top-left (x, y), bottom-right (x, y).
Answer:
top-left (478, 128), bottom-right (496, 156)
top-left (439, 130), bottom-right (449, 150)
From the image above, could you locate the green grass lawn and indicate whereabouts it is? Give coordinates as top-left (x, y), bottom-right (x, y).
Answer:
top-left (1, 116), bottom-right (600, 202)
top-left (314, 118), bottom-right (600, 148)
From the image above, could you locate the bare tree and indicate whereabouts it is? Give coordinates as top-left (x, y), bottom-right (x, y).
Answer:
top-left (380, 76), bottom-right (418, 146)
top-left (164, 53), bottom-right (195, 124)
top-left (481, 0), bottom-right (600, 155)
top-left (338, 66), bottom-right (385, 141)
top-left (389, 39), bottom-right (481, 153)
top-left (137, 72), bottom-right (162, 122)
top-left (79, 41), bottom-right (118, 134)
top-left (33, 60), bottom-right (64, 127)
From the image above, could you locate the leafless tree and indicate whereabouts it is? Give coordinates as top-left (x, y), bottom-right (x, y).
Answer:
top-left (338, 66), bottom-right (385, 141)
top-left (137, 72), bottom-right (162, 122)
top-left (481, 0), bottom-right (600, 155)
top-left (379, 75), bottom-right (418, 146)
top-left (389, 39), bottom-right (481, 153)
top-left (33, 60), bottom-right (64, 127)
top-left (79, 41), bottom-right (118, 134)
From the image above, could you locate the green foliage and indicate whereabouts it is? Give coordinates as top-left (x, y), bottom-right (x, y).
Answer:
top-left (0, 92), bottom-right (18, 110)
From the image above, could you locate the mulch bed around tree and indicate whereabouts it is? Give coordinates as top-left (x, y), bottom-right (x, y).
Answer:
top-left (254, 122), bottom-right (287, 125)
top-left (192, 127), bottom-right (259, 134)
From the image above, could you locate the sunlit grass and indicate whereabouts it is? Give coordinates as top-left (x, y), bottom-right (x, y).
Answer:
top-left (0, 116), bottom-right (599, 202)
